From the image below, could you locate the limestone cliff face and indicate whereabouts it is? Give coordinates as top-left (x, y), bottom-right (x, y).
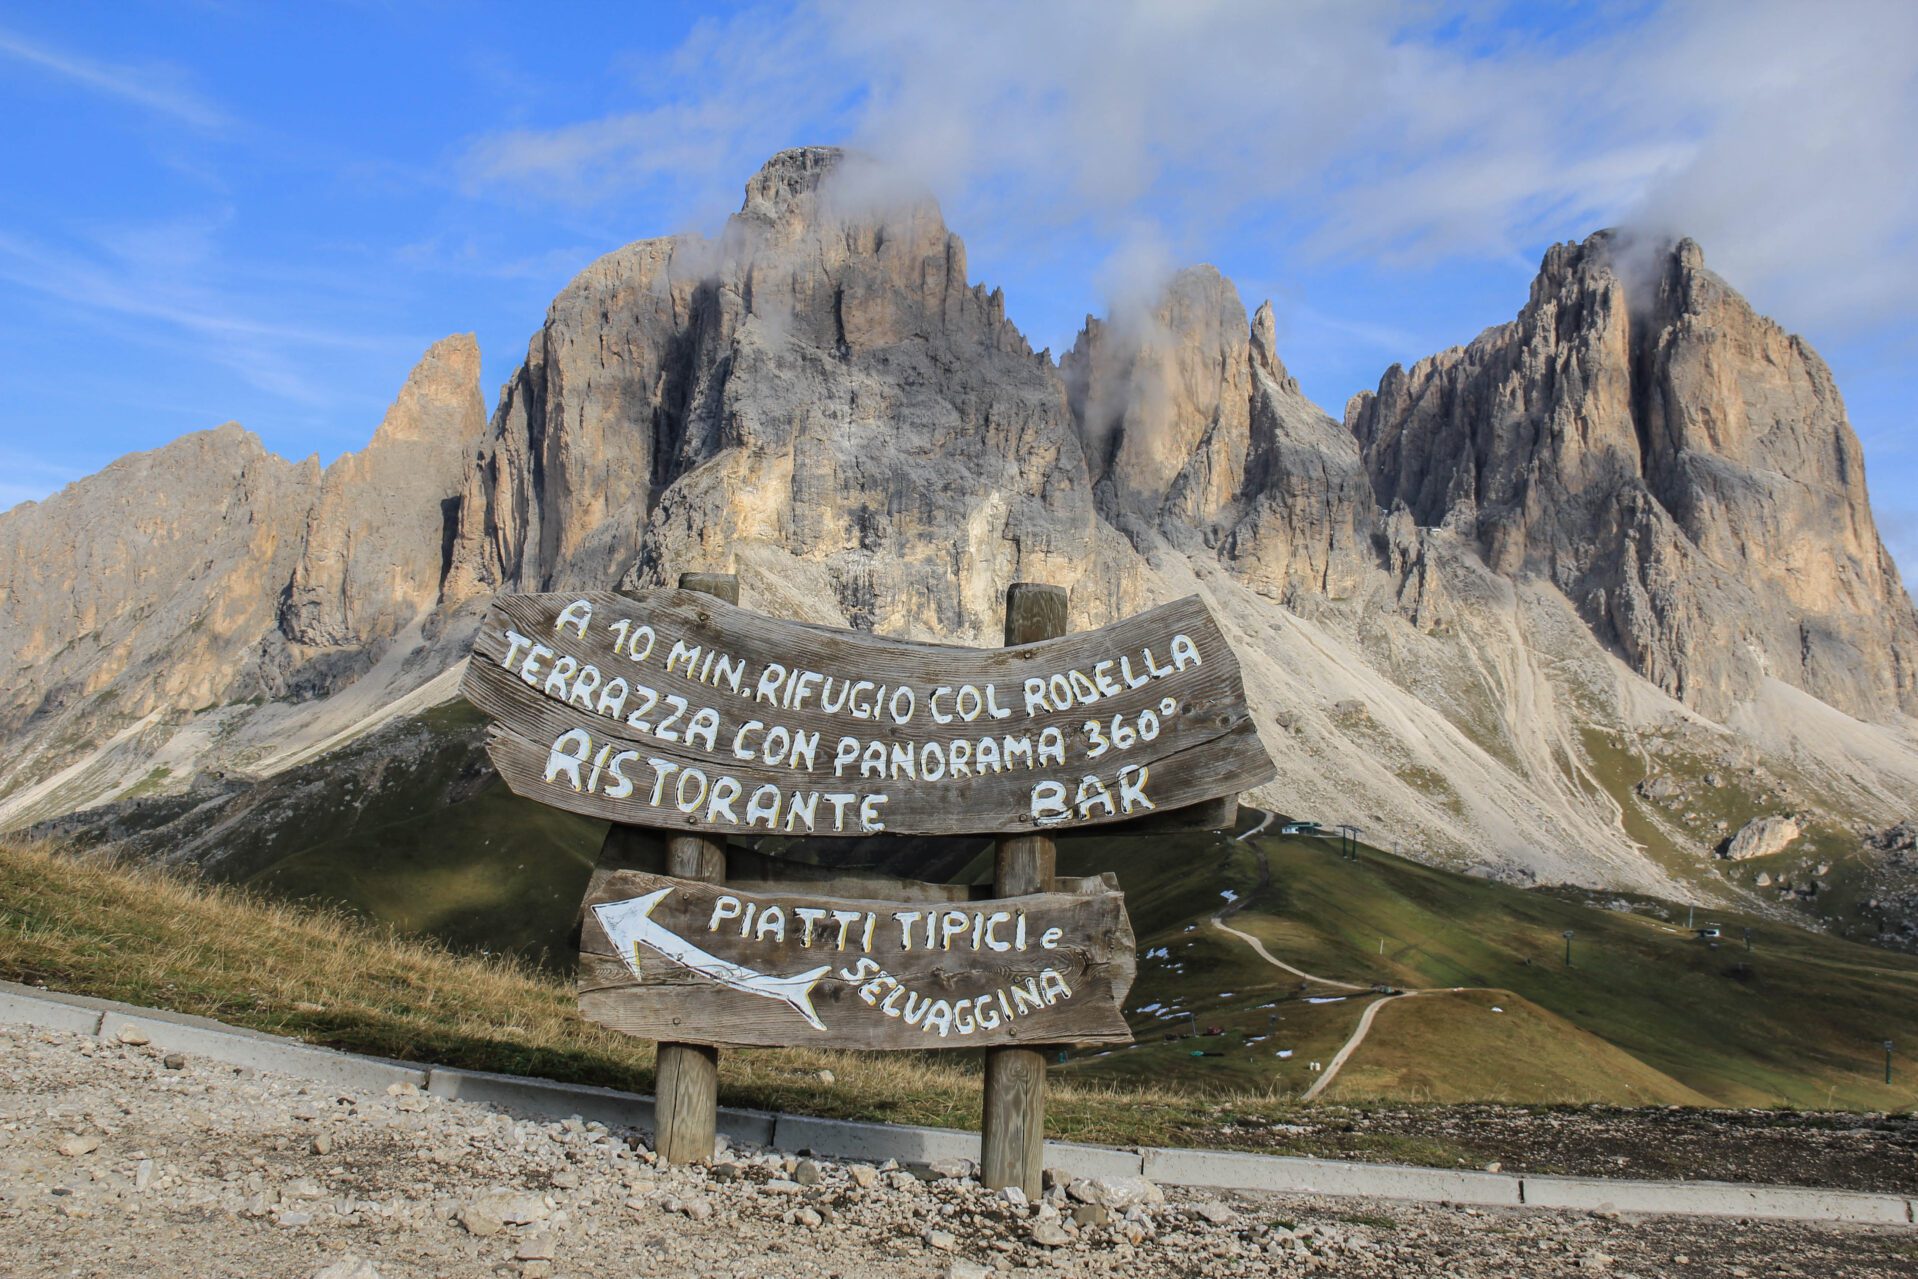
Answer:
top-left (1349, 231), bottom-right (1918, 719)
top-left (0, 337), bottom-right (483, 815)
top-left (447, 147), bottom-right (1127, 640)
top-left (283, 334), bottom-right (485, 653)
top-left (0, 425), bottom-right (315, 739)
top-left (1063, 267), bottom-right (1256, 527)
top-left (1062, 269), bottom-right (1377, 603)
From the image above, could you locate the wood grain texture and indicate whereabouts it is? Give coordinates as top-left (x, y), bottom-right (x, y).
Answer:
top-left (458, 588), bottom-right (1275, 837)
top-left (474, 706), bottom-right (1269, 838)
top-left (653, 1042), bottom-right (717, 1164)
top-left (982, 1048), bottom-right (1047, 1196)
top-left (576, 870), bottom-right (1136, 1051)
top-left (1003, 582), bottom-right (1067, 646)
top-left (647, 571), bottom-right (733, 1166)
top-left (983, 581), bottom-right (1065, 1195)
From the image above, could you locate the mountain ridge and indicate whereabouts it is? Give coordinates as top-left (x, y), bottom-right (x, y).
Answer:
top-left (5, 147), bottom-right (1915, 939)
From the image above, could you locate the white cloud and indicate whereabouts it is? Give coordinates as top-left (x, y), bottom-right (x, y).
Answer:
top-left (458, 0), bottom-right (1918, 341)
top-left (460, 8), bottom-right (849, 222)
top-left (1620, 0), bottom-right (1918, 331)
top-left (0, 24), bottom-right (227, 130)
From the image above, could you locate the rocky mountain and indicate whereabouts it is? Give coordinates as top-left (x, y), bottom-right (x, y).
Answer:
top-left (283, 334), bottom-right (486, 663)
top-left (1350, 231), bottom-right (1918, 722)
top-left (1061, 267), bottom-right (1377, 603)
top-left (445, 146), bottom-right (1124, 640)
top-left (5, 148), bottom-right (1917, 943)
top-left (0, 336), bottom-right (482, 821)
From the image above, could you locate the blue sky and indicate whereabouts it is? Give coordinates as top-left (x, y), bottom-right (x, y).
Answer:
top-left (3, 1), bottom-right (1915, 566)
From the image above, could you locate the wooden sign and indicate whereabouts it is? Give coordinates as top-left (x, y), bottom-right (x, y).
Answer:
top-left (578, 870), bottom-right (1136, 1049)
top-left (460, 589), bottom-right (1273, 837)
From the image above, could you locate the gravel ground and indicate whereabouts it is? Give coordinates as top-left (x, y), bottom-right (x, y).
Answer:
top-left (3, 1025), bottom-right (1915, 1279)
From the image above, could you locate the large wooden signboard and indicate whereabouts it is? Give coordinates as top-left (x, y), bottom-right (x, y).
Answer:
top-left (579, 870), bottom-right (1136, 1049)
top-left (460, 590), bottom-right (1274, 838)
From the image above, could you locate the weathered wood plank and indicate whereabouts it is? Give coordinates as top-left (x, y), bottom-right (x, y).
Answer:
top-left (477, 711), bottom-right (1271, 838)
top-left (458, 588), bottom-right (1275, 837)
top-left (576, 871), bottom-right (1136, 1050)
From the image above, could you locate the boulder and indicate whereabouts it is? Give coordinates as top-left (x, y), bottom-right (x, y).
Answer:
top-left (1725, 816), bottom-right (1801, 860)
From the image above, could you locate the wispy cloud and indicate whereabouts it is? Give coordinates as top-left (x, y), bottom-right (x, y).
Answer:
top-left (0, 222), bottom-right (399, 404)
top-left (0, 24), bottom-right (228, 131)
top-left (393, 232), bottom-right (601, 282)
top-left (1281, 303), bottom-right (1430, 358)
top-left (461, 8), bottom-right (845, 220)
top-left (456, 0), bottom-right (1918, 341)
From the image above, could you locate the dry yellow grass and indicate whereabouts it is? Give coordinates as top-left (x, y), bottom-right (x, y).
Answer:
top-left (1318, 989), bottom-right (1714, 1107)
top-left (0, 839), bottom-right (1352, 1152)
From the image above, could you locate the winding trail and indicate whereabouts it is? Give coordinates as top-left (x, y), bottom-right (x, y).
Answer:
top-left (1215, 816), bottom-right (1430, 1101)
top-left (1210, 876), bottom-right (1482, 1102)
top-left (1208, 916), bottom-right (1368, 991)
top-left (1210, 911), bottom-right (1401, 1100)
top-left (1300, 991), bottom-right (1418, 1101)
top-left (1235, 809), bottom-right (1278, 842)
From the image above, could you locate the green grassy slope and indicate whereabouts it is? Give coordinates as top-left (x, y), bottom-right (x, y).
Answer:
top-left (35, 701), bottom-right (1918, 1110)
top-left (244, 778), bottom-right (602, 959)
top-left (1320, 990), bottom-right (1715, 1105)
top-left (1055, 825), bottom-right (1918, 1110)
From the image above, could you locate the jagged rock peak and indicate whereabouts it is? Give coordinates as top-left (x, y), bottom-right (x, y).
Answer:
top-left (1062, 264), bottom-right (1377, 602)
top-left (443, 145), bottom-right (1091, 640)
top-left (1248, 300), bottom-right (1300, 394)
top-left (1063, 265), bottom-right (1254, 520)
top-left (1349, 229), bottom-right (1918, 720)
top-left (365, 333), bottom-right (482, 446)
top-left (736, 146), bottom-right (935, 225)
top-left (0, 416), bottom-right (317, 739)
top-left (281, 334), bottom-right (485, 653)
top-left (743, 144), bottom-right (848, 205)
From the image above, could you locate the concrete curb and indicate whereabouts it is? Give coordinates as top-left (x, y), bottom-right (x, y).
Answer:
top-left (2, 982), bottom-right (428, 1091)
top-left (2, 981), bottom-right (1910, 1227)
top-left (1143, 1147), bottom-right (1521, 1207)
top-left (770, 1112), bottom-right (1147, 1180)
top-left (1518, 1173), bottom-right (1915, 1225)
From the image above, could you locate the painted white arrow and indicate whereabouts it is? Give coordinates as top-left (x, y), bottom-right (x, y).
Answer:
top-left (592, 889), bottom-right (832, 1031)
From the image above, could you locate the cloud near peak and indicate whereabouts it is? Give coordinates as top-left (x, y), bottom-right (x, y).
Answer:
top-left (461, 1), bottom-right (1917, 338)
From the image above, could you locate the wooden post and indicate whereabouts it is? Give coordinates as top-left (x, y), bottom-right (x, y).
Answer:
top-left (981, 582), bottom-right (1067, 1195)
top-left (652, 571), bottom-right (737, 1165)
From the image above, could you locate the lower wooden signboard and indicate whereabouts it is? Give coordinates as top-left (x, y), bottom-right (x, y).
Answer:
top-left (578, 870), bottom-right (1137, 1050)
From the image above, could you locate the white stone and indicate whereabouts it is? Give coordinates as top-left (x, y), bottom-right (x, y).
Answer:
top-left (313, 1258), bottom-right (381, 1279)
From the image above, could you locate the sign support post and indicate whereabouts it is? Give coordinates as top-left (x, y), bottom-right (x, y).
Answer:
top-left (981, 582), bottom-right (1067, 1196)
top-left (652, 571), bottom-right (736, 1165)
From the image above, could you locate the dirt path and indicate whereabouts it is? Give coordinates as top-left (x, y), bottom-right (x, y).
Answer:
top-left (1208, 917), bottom-right (1370, 991)
top-left (1300, 993), bottom-right (1418, 1102)
top-left (1207, 907), bottom-right (1493, 1104)
top-left (1207, 911), bottom-right (1431, 1103)
top-left (1235, 809), bottom-right (1278, 842)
